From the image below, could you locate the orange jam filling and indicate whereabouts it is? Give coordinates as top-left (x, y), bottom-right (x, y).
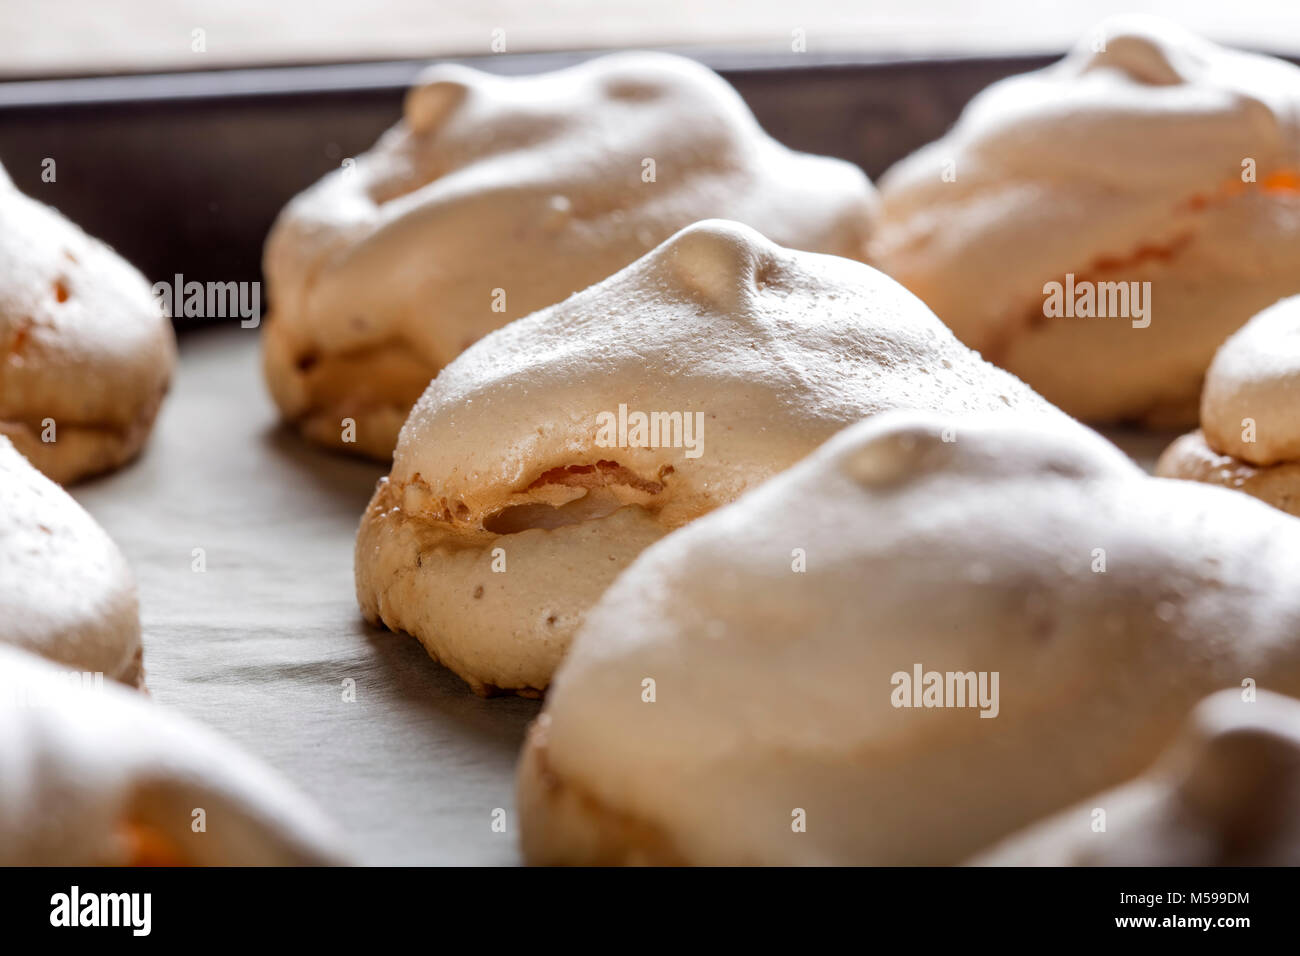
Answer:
top-left (120, 821), bottom-right (189, 867)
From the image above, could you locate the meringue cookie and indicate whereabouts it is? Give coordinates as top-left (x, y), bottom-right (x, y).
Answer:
top-left (971, 689), bottom-right (1300, 865)
top-left (517, 410), bottom-right (1300, 865)
top-left (355, 220), bottom-right (1070, 697)
top-left (265, 52), bottom-right (878, 459)
top-left (873, 16), bottom-right (1300, 426)
top-left (0, 645), bottom-right (348, 865)
top-left (0, 164), bottom-right (175, 484)
top-left (1157, 295), bottom-right (1300, 515)
top-left (0, 436), bottom-right (142, 684)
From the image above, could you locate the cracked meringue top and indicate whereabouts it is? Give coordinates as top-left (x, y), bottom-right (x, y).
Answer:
top-left (356, 219), bottom-right (1070, 696)
top-left (388, 218), bottom-right (1063, 532)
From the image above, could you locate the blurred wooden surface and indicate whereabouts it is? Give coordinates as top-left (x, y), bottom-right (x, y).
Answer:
top-left (5, 0), bottom-right (1300, 78)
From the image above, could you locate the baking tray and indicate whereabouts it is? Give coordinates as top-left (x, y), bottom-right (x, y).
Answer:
top-left (0, 48), bottom-right (1219, 865)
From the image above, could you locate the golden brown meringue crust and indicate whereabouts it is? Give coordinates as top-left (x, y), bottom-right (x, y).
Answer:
top-left (264, 52), bottom-right (878, 458)
top-left (356, 220), bottom-right (1071, 697)
top-left (0, 166), bottom-right (175, 484)
top-left (0, 436), bottom-right (142, 683)
top-left (1157, 431), bottom-right (1300, 517)
top-left (517, 717), bottom-right (687, 866)
top-left (1158, 295), bottom-right (1300, 514)
top-left (873, 16), bottom-right (1300, 426)
top-left (522, 411), bottom-right (1300, 865)
top-left (262, 321), bottom-right (431, 459)
top-left (356, 472), bottom-right (672, 695)
top-left (0, 646), bottom-right (348, 866)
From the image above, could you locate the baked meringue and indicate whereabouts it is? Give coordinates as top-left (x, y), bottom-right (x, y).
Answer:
top-left (972, 689), bottom-right (1300, 865)
top-left (518, 410), bottom-right (1300, 865)
top-left (873, 16), bottom-right (1300, 426)
top-left (1157, 294), bottom-right (1300, 515)
top-left (264, 52), bottom-right (877, 459)
top-left (0, 163), bottom-right (175, 483)
top-left (355, 220), bottom-right (1072, 697)
top-left (0, 645), bottom-right (348, 865)
top-left (0, 435), bottom-right (142, 685)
